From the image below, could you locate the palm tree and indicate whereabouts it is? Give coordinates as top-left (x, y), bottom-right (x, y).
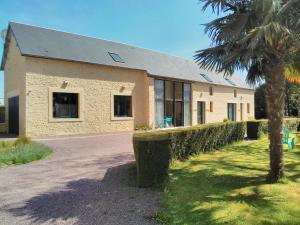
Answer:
top-left (195, 0), bottom-right (300, 182)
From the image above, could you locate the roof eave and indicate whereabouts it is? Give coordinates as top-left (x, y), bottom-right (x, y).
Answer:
top-left (0, 24), bottom-right (13, 71)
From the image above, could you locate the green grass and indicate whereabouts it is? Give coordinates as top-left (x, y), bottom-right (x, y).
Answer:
top-left (157, 138), bottom-right (300, 225)
top-left (0, 142), bottom-right (52, 167)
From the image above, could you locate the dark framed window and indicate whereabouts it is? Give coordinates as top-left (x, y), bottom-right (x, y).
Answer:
top-left (227, 103), bottom-right (237, 121)
top-left (0, 106), bottom-right (5, 123)
top-left (114, 95), bottom-right (132, 117)
top-left (247, 103), bottom-right (250, 114)
top-left (209, 86), bottom-right (213, 96)
top-left (234, 89), bottom-right (237, 98)
top-left (53, 92), bottom-right (79, 118)
top-left (210, 101), bottom-right (213, 112)
top-left (201, 74), bottom-right (213, 83)
top-left (225, 78), bottom-right (237, 86)
top-left (197, 101), bottom-right (206, 124)
top-left (108, 52), bottom-right (125, 63)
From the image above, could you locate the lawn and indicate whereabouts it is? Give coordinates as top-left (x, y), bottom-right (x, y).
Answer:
top-left (0, 137), bottom-right (52, 167)
top-left (157, 138), bottom-right (300, 225)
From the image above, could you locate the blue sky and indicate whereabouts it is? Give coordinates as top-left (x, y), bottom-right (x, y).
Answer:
top-left (0, 0), bottom-right (220, 98)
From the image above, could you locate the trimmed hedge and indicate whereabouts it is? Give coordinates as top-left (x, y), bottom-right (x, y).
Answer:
top-left (247, 118), bottom-right (300, 140)
top-left (133, 122), bottom-right (246, 187)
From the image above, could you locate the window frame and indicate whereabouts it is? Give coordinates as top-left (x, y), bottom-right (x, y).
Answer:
top-left (209, 86), bottom-right (213, 96)
top-left (111, 91), bottom-right (134, 121)
top-left (0, 106), bottom-right (5, 124)
top-left (227, 103), bottom-right (237, 122)
top-left (154, 79), bottom-right (191, 128)
top-left (209, 101), bottom-right (213, 112)
top-left (114, 95), bottom-right (133, 118)
top-left (108, 52), bottom-right (125, 63)
top-left (49, 88), bottom-right (84, 122)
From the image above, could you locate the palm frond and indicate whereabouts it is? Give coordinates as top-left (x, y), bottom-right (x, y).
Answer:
top-left (284, 51), bottom-right (300, 84)
top-left (196, 0), bottom-right (300, 84)
top-left (200, 0), bottom-right (241, 14)
top-left (284, 65), bottom-right (300, 84)
top-left (246, 59), bottom-right (265, 86)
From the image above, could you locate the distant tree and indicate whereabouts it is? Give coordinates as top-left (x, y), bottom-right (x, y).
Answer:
top-left (285, 82), bottom-right (300, 116)
top-left (255, 82), bottom-right (300, 119)
top-left (195, 0), bottom-right (300, 182)
top-left (255, 84), bottom-right (267, 119)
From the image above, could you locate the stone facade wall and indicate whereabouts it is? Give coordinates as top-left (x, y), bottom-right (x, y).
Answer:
top-left (3, 35), bottom-right (26, 135)
top-left (191, 82), bottom-right (255, 125)
top-left (4, 36), bottom-right (255, 137)
top-left (24, 57), bottom-right (149, 137)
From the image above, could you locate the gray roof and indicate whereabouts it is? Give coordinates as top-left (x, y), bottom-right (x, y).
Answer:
top-left (1, 22), bottom-right (252, 90)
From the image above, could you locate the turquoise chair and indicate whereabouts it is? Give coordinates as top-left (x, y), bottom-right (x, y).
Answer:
top-left (165, 117), bottom-right (173, 127)
top-left (283, 128), bottom-right (295, 151)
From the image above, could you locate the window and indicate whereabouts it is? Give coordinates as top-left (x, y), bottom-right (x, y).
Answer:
top-left (201, 74), bottom-right (213, 83)
top-left (155, 80), bottom-right (164, 127)
top-left (197, 101), bottom-right (205, 124)
top-left (210, 101), bottom-right (213, 112)
top-left (108, 52), bottom-right (125, 63)
top-left (0, 106), bottom-right (5, 123)
top-left (247, 103), bottom-right (250, 114)
top-left (154, 80), bottom-right (191, 128)
top-left (183, 83), bottom-right (191, 126)
top-left (209, 86), bottom-right (213, 96)
top-left (225, 78), bottom-right (236, 86)
top-left (240, 103), bottom-right (243, 121)
top-left (114, 95), bottom-right (132, 117)
top-left (227, 103), bottom-right (237, 121)
top-left (234, 90), bottom-right (237, 98)
top-left (53, 92), bottom-right (79, 118)
top-left (165, 81), bottom-right (174, 120)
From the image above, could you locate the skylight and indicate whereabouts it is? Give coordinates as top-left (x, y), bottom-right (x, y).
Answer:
top-left (200, 74), bottom-right (213, 83)
top-left (225, 78), bottom-right (236, 86)
top-left (108, 52), bottom-right (125, 63)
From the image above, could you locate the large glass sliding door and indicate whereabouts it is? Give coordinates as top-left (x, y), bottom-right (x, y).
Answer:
top-left (183, 84), bottom-right (191, 125)
top-left (174, 82), bottom-right (183, 126)
top-left (154, 80), bottom-right (164, 127)
top-left (154, 79), bottom-right (191, 128)
top-left (165, 81), bottom-right (174, 120)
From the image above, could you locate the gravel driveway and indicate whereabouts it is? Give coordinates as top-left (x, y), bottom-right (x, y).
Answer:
top-left (0, 133), bottom-right (161, 225)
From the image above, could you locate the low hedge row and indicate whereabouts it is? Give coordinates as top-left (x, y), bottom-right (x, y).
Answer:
top-left (133, 122), bottom-right (246, 187)
top-left (247, 118), bottom-right (300, 139)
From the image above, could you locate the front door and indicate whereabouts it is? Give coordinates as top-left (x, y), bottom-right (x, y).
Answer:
top-left (8, 96), bottom-right (19, 135)
top-left (197, 101), bottom-right (206, 124)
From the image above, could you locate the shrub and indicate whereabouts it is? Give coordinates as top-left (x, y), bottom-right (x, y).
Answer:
top-left (14, 136), bottom-right (32, 146)
top-left (0, 143), bottom-right (52, 167)
top-left (135, 124), bottom-right (152, 131)
top-left (247, 118), bottom-right (300, 140)
top-left (223, 118), bottom-right (229, 123)
top-left (133, 122), bottom-right (246, 187)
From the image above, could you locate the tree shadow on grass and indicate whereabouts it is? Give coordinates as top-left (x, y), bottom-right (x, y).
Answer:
top-left (163, 167), bottom-right (286, 225)
top-left (6, 163), bottom-right (161, 225)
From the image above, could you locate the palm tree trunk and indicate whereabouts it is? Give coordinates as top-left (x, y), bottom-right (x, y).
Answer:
top-left (265, 61), bottom-right (285, 182)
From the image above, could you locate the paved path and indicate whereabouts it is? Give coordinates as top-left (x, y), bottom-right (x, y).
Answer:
top-left (0, 133), bottom-right (161, 225)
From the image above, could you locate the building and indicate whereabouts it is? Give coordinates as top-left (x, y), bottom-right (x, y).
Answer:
top-left (0, 22), bottom-right (254, 137)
